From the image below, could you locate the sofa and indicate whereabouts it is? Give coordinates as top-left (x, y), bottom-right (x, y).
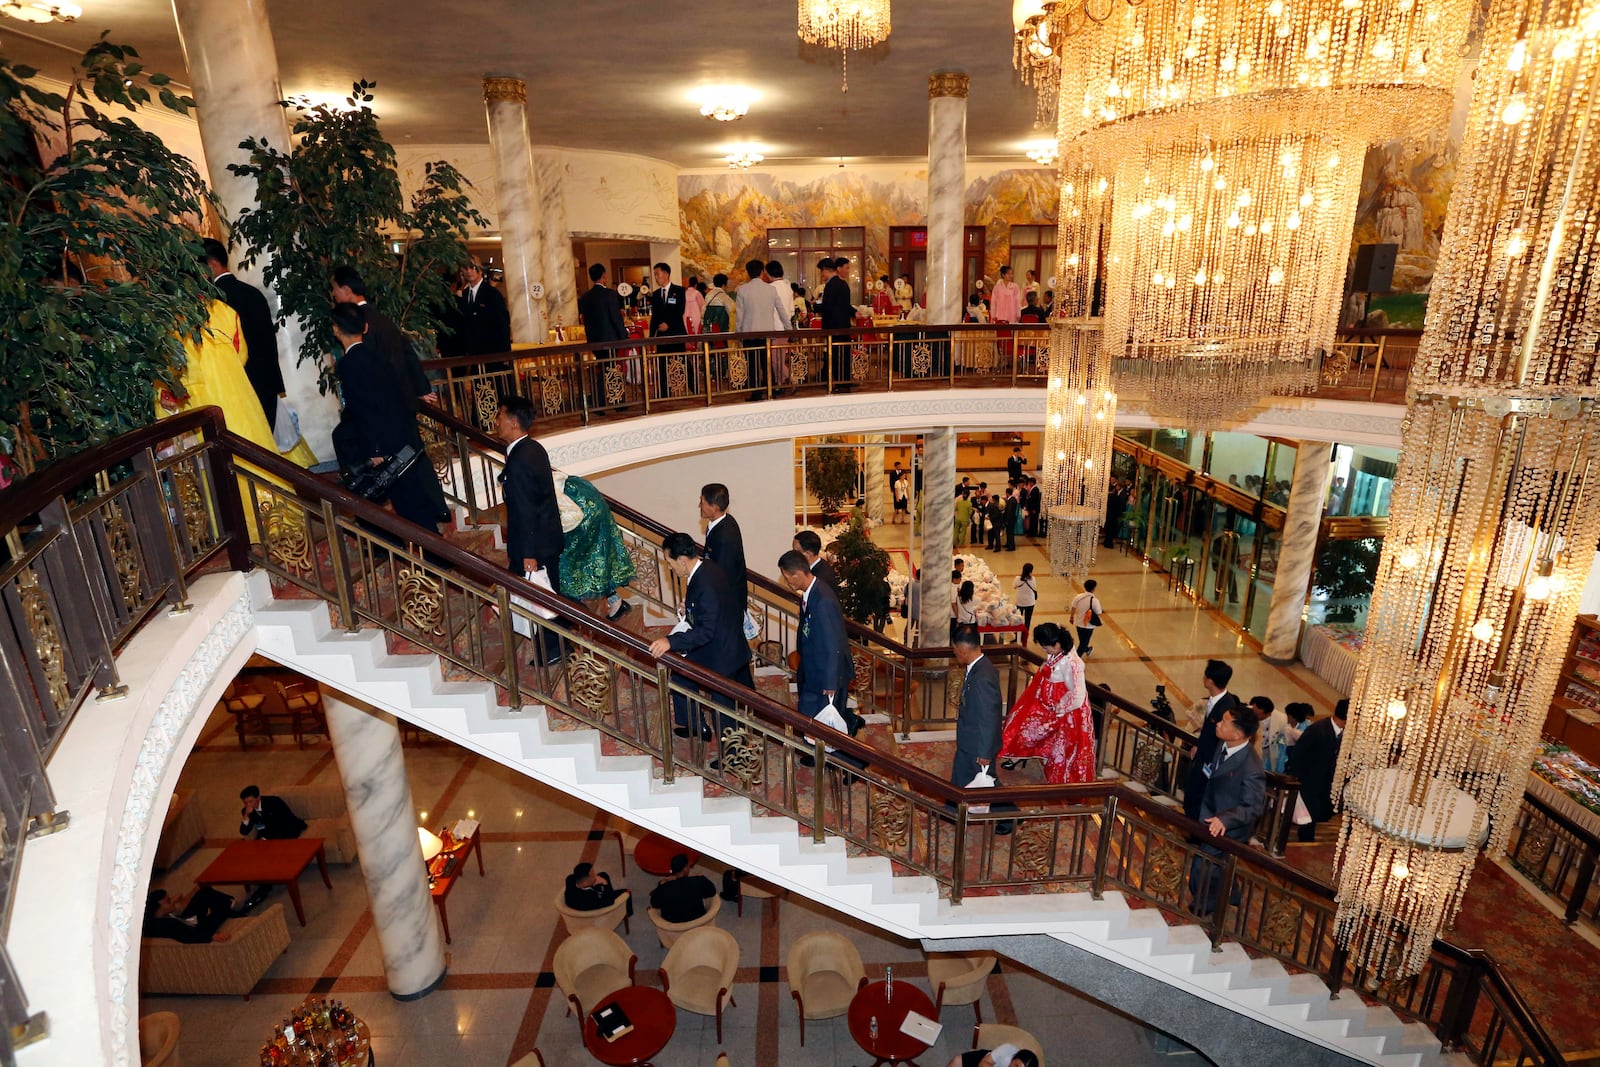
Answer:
top-left (262, 784), bottom-right (357, 864)
top-left (152, 789), bottom-right (206, 870)
top-left (140, 902), bottom-right (290, 997)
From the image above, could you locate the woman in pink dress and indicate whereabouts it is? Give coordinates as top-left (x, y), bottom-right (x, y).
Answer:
top-left (1000, 622), bottom-right (1095, 783)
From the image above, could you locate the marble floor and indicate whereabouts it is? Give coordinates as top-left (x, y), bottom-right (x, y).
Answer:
top-left (141, 493), bottom-right (1338, 1067)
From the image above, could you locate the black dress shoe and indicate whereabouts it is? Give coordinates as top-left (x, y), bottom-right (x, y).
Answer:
top-left (995, 821), bottom-right (1015, 836)
top-left (798, 754), bottom-right (816, 768)
top-left (673, 727), bottom-right (692, 739)
top-left (608, 601), bottom-right (634, 621)
top-left (706, 758), bottom-right (722, 772)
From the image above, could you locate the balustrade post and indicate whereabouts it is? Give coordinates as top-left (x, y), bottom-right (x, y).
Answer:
top-left (657, 663), bottom-right (675, 784)
top-left (1325, 943), bottom-right (1349, 999)
top-left (1091, 794), bottom-right (1117, 900)
top-left (320, 500), bottom-right (358, 634)
top-left (131, 448), bottom-right (191, 614)
top-left (811, 738), bottom-right (828, 844)
top-left (1437, 956), bottom-right (1483, 1051)
top-left (212, 446), bottom-right (253, 574)
top-left (950, 801), bottom-right (969, 904)
top-left (497, 586), bottom-right (522, 712)
top-left (35, 499), bottom-right (125, 702)
top-left (1568, 843), bottom-right (1598, 924)
top-left (1369, 334), bottom-right (1386, 400)
top-left (703, 342), bottom-right (714, 406)
top-left (1208, 853), bottom-right (1237, 952)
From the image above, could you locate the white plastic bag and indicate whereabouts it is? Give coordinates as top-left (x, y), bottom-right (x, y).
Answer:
top-left (742, 610), bottom-right (760, 641)
top-left (808, 698), bottom-right (848, 754)
top-left (272, 396), bottom-right (301, 452)
top-left (966, 765), bottom-right (996, 814)
top-left (511, 567), bottom-right (559, 636)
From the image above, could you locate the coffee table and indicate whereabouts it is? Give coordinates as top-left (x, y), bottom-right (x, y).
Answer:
top-left (194, 838), bottom-right (330, 926)
top-left (847, 979), bottom-right (938, 1067)
top-left (582, 986), bottom-right (676, 1066)
top-left (634, 833), bottom-right (698, 877)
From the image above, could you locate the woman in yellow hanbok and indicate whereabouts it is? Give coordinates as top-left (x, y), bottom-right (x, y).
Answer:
top-left (156, 298), bottom-right (315, 542)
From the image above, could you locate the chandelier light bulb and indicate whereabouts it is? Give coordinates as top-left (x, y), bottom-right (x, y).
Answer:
top-left (1392, 861), bottom-right (1411, 880)
top-left (1505, 228), bottom-right (1528, 257)
top-left (1501, 93), bottom-right (1529, 125)
top-left (1397, 548), bottom-right (1421, 570)
top-left (1470, 618), bottom-right (1496, 642)
top-left (1386, 699), bottom-right (1407, 720)
top-left (1268, 267), bottom-right (1285, 284)
top-left (697, 88), bottom-right (754, 122)
top-left (1506, 37), bottom-right (1528, 72)
top-left (1526, 575), bottom-right (1552, 601)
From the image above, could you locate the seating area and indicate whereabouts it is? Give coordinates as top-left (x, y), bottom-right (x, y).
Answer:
top-left (139, 902), bottom-right (291, 997)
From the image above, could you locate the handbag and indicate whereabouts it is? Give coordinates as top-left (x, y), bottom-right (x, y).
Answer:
top-left (511, 567), bottom-right (560, 636)
top-left (340, 443), bottom-right (422, 504)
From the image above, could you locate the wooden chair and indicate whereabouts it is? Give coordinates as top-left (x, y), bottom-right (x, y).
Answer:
top-left (975, 1022), bottom-right (1045, 1066)
top-left (786, 931), bottom-right (866, 1046)
top-left (928, 953), bottom-right (996, 1025)
top-left (646, 891), bottom-right (722, 947)
top-left (659, 927), bottom-right (740, 1041)
top-left (553, 928), bottom-right (636, 1033)
top-left (553, 888), bottom-right (631, 935)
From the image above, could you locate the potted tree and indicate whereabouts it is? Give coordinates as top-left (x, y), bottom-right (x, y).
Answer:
top-left (829, 511), bottom-right (892, 631)
top-left (1314, 537), bottom-right (1380, 623)
top-left (803, 438), bottom-right (860, 521)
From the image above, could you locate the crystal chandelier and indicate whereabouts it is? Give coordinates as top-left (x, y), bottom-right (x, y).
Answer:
top-left (1042, 160), bottom-right (1115, 579)
top-left (1334, 0), bottom-right (1600, 982)
top-left (1048, 0), bottom-right (1471, 426)
top-left (1013, 0), bottom-right (1060, 127)
top-left (0, 0), bottom-right (79, 21)
top-left (797, 0), bottom-right (890, 93)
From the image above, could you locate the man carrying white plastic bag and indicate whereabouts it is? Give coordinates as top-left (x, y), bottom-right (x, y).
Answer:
top-left (950, 625), bottom-right (1013, 834)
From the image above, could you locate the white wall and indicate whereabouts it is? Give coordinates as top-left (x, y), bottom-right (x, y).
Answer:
top-left (590, 440), bottom-right (795, 583)
top-left (1579, 550), bottom-right (1600, 616)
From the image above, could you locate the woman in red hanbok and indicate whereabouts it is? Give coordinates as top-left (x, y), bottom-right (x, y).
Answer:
top-left (1000, 622), bottom-right (1095, 783)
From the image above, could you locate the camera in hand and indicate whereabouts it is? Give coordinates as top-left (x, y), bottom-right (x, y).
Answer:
top-left (1150, 684), bottom-right (1175, 722)
top-left (340, 443), bottom-right (421, 504)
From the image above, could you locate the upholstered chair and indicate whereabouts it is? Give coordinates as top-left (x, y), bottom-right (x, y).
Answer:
top-left (927, 952), bottom-right (996, 1024)
top-left (553, 888), bottom-right (631, 936)
top-left (645, 891), bottom-right (722, 947)
top-left (659, 926), bottom-right (740, 1041)
top-left (786, 931), bottom-right (867, 1045)
top-left (553, 928), bottom-right (637, 1033)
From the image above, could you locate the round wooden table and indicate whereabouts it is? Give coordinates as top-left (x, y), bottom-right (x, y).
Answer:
top-left (847, 979), bottom-right (938, 1067)
top-left (633, 833), bottom-right (699, 877)
top-left (583, 986), bottom-right (676, 1066)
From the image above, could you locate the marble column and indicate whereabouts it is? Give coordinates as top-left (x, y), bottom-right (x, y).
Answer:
top-left (534, 150), bottom-right (578, 331)
top-left (863, 436), bottom-right (886, 523)
top-left (483, 76), bottom-right (546, 344)
top-left (321, 689), bottom-right (446, 999)
top-left (926, 72), bottom-right (969, 326)
top-left (1261, 442), bottom-right (1334, 663)
top-left (919, 429), bottom-right (958, 646)
top-left (172, 0), bottom-right (341, 462)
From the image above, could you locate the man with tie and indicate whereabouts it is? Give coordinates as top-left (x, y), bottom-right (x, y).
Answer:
top-left (779, 550), bottom-right (858, 767)
top-left (1183, 659), bottom-right (1241, 820)
top-left (455, 258), bottom-right (512, 368)
top-left (578, 262), bottom-right (628, 404)
top-left (495, 395), bottom-right (567, 663)
top-left (820, 255), bottom-right (856, 387)
top-left (791, 530), bottom-right (839, 596)
top-left (648, 262), bottom-right (689, 388)
top-left (950, 625), bottom-right (1013, 835)
top-left (650, 532), bottom-right (752, 758)
top-left (328, 302), bottom-right (442, 536)
top-left (1287, 699), bottom-right (1347, 841)
top-left (699, 483), bottom-right (747, 620)
top-left (1188, 704), bottom-right (1266, 916)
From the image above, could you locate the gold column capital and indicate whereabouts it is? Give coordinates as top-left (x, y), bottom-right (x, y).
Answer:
top-left (928, 72), bottom-right (970, 99)
top-left (483, 76), bottom-right (527, 105)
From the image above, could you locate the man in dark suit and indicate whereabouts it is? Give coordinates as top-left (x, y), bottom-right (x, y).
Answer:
top-left (328, 303), bottom-right (443, 536)
top-left (144, 887), bottom-right (243, 944)
top-left (578, 262), bottom-right (627, 406)
top-left (649, 532), bottom-right (752, 752)
top-left (820, 255), bottom-right (855, 386)
top-left (1006, 446), bottom-right (1025, 485)
top-left (1189, 704), bottom-right (1266, 916)
top-left (239, 784), bottom-right (306, 840)
top-left (496, 394), bottom-right (567, 664)
top-left (792, 530), bottom-right (839, 595)
top-left (456, 258), bottom-right (513, 367)
top-left (700, 483), bottom-right (747, 619)
top-left (202, 239), bottom-right (285, 430)
top-left (1183, 659), bottom-right (1241, 820)
top-left (1002, 487), bottom-right (1019, 551)
top-left (1287, 699), bottom-right (1346, 841)
top-left (950, 624), bottom-right (1013, 834)
top-left (1025, 477), bottom-right (1043, 538)
top-left (779, 550), bottom-right (854, 719)
top-left (331, 265), bottom-right (433, 412)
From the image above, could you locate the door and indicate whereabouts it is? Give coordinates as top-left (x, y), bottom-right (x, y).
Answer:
top-left (889, 226), bottom-right (986, 304)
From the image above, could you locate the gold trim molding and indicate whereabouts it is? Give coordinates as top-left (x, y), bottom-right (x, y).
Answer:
top-left (483, 76), bottom-right (528, 105)
top-left (928, 72), bottom-right (969, 99)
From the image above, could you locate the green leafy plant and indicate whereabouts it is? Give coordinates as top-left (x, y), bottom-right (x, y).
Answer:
top-left (829, 510), bottom-right (891, 628)
top-left (227, 81), bottom-right (487, 389)
top-left (0, 38), bottom-right (210, 477)
top-left (804, 439), bottom-right (861, 515)
top-left (1314, 537), bottom-right (1381, 622)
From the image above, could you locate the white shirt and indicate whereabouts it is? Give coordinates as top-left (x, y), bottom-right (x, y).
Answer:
top-left (1220, 740), bottom-right (1248, 762)
top-left (1013, 576), bottom-right (1037, 607)
top-left (1206, 690), bottom-right (1230, 714)
top-left (464, 279), bottom-right (481, 303)
top-left (705, 513), bottom-right (725, 537)
top-left (1071, 592), bottom-right (1102, 628)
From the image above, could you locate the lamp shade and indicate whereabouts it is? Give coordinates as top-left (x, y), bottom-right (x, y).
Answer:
top-left (418, 827), bottom-right (444, 863)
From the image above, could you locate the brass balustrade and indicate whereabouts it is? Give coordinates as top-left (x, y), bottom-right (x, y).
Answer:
top-left (0, 403), bottom-right (1570, 1067)
top-left (1507, 791), bottom-right (1600, 927)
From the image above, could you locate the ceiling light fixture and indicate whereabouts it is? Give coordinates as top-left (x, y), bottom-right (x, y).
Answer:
top-left (697, 88), bottom-right (753, 122)
top-left (798, 0), bottom-right (891, 93)
top-left (724, 146), bottom-right (765, 169)
top-left (0, 0), bottom-right (80, 22)
top-left (1025, 139), bottom-right (1059, 166)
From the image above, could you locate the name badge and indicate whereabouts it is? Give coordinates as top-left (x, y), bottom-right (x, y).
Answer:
top-left (668, 296), bottom-right (678, 304)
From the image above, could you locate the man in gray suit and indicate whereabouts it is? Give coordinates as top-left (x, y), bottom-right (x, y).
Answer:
top-left (950, 624), bottom-right (1013, 835)
top-left (1189, 704), bottom-right (1266, 916)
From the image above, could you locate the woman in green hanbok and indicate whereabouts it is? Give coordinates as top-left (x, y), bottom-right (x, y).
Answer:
top-left (555, 471), bottom-right (637, 620)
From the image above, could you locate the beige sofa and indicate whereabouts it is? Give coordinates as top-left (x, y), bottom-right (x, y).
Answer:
top-left (263, 784), bottom-right (357, 863)
top-left (152, 789), bottom-right (207, 870)
top-left (140, 902), bottom-right (290, 997)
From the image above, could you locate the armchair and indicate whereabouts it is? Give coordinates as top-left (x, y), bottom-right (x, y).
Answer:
top-left (975, 1022), bottom-right (1045, 1066)
top-left (646, 891), bottom-right (722, 947)
top-left (659, 927), bottom-right (740, 1042)
top-left (553, 888), bottom-right (631, 936)
top-left (553, 928), bottom-right (637, 1033)
top-left (786, 931), bottom-right (866, 1046)
top-left (928, 952), bottom-right (996, 1025)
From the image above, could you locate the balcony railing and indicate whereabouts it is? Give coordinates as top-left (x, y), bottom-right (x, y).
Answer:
top-left (421, 323), bottom-right (1418, 435)
top-left (0, 399), bottom-right (1564, 1067)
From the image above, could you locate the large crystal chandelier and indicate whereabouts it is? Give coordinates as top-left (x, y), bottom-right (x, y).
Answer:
top-left (1013, 1), bottom-right (1060, 127)
top-left (798, 0), bottom-right (890, 93)
top-left (1334, 0), bottom-right (1600, 982)
top-left (1046, 0), bottom-right (1471, 426)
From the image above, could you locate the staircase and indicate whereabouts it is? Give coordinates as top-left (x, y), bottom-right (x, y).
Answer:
top-left (248, 552), bottom-right (1463, 1067)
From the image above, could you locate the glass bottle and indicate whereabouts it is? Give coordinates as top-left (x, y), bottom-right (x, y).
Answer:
top-left (869, 1015), bottom-right (878, 1041)
top-left (885, 965), bottom-right (894, 1001)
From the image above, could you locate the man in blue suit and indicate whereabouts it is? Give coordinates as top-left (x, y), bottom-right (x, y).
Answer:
top-left (951, 624), bottom-right (1014, 835)
top-left (779, 550), bottom-right (861, 769)
top-left (650, 533), bottom-right (752, 759)
top-left (1188, 704), bottom-right (1266, 917)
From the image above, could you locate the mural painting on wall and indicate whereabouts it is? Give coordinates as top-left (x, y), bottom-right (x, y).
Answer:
top-left (679, 167), bottom-right (1059, 291)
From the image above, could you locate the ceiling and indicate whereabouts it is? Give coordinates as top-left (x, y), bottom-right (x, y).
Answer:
top-left (2, 1), bottom-right (1050, 167)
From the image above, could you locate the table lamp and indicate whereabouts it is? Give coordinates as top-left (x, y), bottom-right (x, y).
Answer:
top-left (418, 826), bottom-right (444, 863)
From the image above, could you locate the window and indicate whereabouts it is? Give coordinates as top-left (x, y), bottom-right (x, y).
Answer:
top-left (766, 227), bottom-right (866, 306)
top-left (1008, 225), bottom-right (1058, 294)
